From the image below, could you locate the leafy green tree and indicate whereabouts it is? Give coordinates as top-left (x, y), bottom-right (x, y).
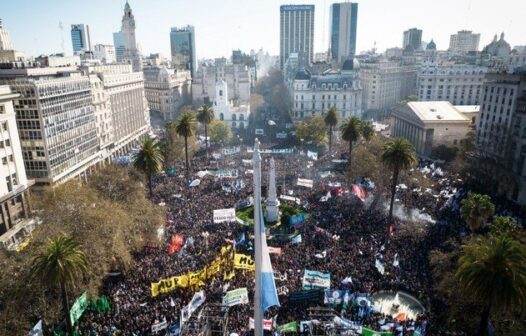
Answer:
top-left (133, 137), bottom-right (163, 198)
top-left (360, 120), bottom-right (375, 142)
top-left (339, 117), bottom-right (362, 172)
top-left (460, 193), bottom-right (495, 233)
top-left (431, 144), bottom-right (458, 162)
top-left (208, 119), bottom-right (233, 146)
top-left (323, 107), bottom-right (339, 155)
top-left (175, 112), bottom-right (197, 178)
top-left (196, 104), bottom-right (214, 159)
top-left (30, 236), bottom-right (89, 335)
top-left (381, 138), bottom-right (417, 223)
top-left (295, 116), bottom-right (328, 145)
top-left (490, 216), bottom-right (522, 238)
top-left (456, 235), bottom-right (526, 336)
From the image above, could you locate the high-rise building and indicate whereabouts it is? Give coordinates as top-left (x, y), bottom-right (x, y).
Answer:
top-left (192, 58), bottom-right (252, 104)
top-left (0, 85), bottom-right (32, 244)
top-left (70, 24), bottom-right (91, 54)
top-left (93, 44), bottom-right (116, 64)
top-left (114, 1), bottom-right (142, 72)
top-left (170, 26), bottom-right (196, 78)
top-left (449, 30), bottom-right (480, 53)
top-left (403, 28), bottom-right (423, 51)
top-left (0, 67), bottom-right (99, 187)
top-left (0, 19), bottom-right (12, 51)
top-left (417, 62), bottom-right (488, 105)
top-left (476, 72), bottom-right (526, 204)
top-left (329, 2), bottom-right (358, 62)
top-left (291, 59), bottom-right (363, 120)
top-left (280, 5), bottom-right (315, 69)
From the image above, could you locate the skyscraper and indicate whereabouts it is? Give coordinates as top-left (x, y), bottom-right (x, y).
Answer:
top-left (279, 5), bottom-right (315, 69)
top-left (114, 1), bottom-right (142, 71)
top-left (170, 26), bottom-right (196, 78)
top-left (329, 2), bottom-right (358, 62)
top-left (70, 24), bottom-right (91, 54)
top-left (0, 19), bottom-right (12, 51)
top-left (403, 28), bottom-right (423, 51)
top-left (449, 30), bottom-right (480, 53)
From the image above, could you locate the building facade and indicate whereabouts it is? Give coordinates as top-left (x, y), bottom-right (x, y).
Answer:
top-left (417, 62), bottom-right (488, 105)
top-left (403, 28), bottom-right (422, 51)
top-left (329, 2), bottom-right (358, 63)
top-left (93, 44), bottom-right (116, 64)
top-left (360, 60), bottom-right (417, 111)
top-left (170, 26), bottom-right (196, 78)
top-left (70, 24), bottom-right (91, 54)
top-left (449, 30), bottom-right (480, 53)
top-left (476, 72), bottom-right (526, 204)
top-left (280, 5), bottom-right (315, 69)
top-left (192, 58), bottom-right (252, 104)
top-left (392, 101), bottom-right (474, 156)
top-left (213, 80), bottom-right (250, 130)
top-left (114, 2), bottom-right (142, 72)
top-left (143, 65), bottom-right (191, 120)
top-left (291, 59), bottom-right (363, 120)
top-left (0, 68), bottom-right (99, 187)
top-left (0, 85), bottom-right (32, 247)
top-left (0, 19), bottom-right (12, 51)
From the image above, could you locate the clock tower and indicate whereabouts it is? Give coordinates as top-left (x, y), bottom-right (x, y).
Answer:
top-left (119, 1), bottom-right (142, 71)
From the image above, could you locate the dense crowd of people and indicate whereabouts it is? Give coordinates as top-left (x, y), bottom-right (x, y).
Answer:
top-left (76, 143), bottom-right (514, 336)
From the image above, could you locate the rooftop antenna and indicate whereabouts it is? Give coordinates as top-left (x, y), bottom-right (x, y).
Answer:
top-left (372, 41), bottom-right (377, 54)
top-left (59, 21), bottom-right (65, 54)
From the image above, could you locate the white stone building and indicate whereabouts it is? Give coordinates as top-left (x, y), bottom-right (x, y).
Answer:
top-left (192, 57), bottom-right (252, 104)
top-left (360, 60), bottom-right (417, 111)
top-left (93, 44), bottom-right (116, 64)
top-left (113, 1), bottom-right (142, 72)
top-left (143, 65), bottom-right (191, 120)
top-left (291, 59), bottom-right (363, 120)
top-left (0, 85), bottom-right (33, 247)
top-left (0, 19), bottom-right (12, 51)
top-left (449, 31), bottom-right (480, 53)
top-left (417, 62), bottom-right (488, 105)
top-left (392, 101), bottom-right (476, 156)
top-left (213, 80), bottom-right (250, 130)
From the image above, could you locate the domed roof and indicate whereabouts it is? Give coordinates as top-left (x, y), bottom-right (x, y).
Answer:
top-left (295, 68), bottom-right (311, 80)
top-left (426, 39), bottom-right (437, 50)
top-left (342, 58), bottom-right (360, 71)
top-left (124, 1), bottom-right (131, 11)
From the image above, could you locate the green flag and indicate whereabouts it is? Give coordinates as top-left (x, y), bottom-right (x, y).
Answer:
top-left (277, 321), bottom-right (298, 333)
top-left (69, 292), bottom-right (89, 326)
top-left (361, 327), bottom-right (393, 336)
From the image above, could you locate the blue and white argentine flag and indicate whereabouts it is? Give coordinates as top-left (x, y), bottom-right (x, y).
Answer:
top-left (256, 201), bottom-right (280, 311)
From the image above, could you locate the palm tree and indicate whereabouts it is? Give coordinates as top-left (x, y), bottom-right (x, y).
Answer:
top-left (196, 104), bottom-right (215, 159)
top-left (460, 192), bottom-right (495, 233)
top-left (31, 236), bottom-right (89, 335)
top-left (324, 107), bottom-right (339, 155)
top-left (133, 137), bottom-right (163, 198)
top-left (456, 235), bottom-right (526, 336)
top-left (381, 137), bottom-right (417, 224)
top-left (361, 121), bottom-right (375, 142)
top-left (175, 112), bottom-right (197, 178)
top-left (339, 116), bottom-right (362, 172)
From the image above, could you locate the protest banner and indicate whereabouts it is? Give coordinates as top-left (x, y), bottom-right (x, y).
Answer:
top-left (151, 319), bottom-right (168, 334)
top-left (307, 150), bottom-right (318, 160)
top-left (297, 178), bottom-right (313, 188)
top-left (324, 290), bottom-right (346, 305)
top-left (268, 246), bottom-right (282, 255)
top-left (222, 146), bottom-right (241, 155)
top-left (302, 270), bottom-right (331, 290)
top-left (361, 328), bottom-right (393, 336)
top-left (249, 318), bottom-right (273, 331)
top-left (234, 253), bottom-right (255, 271)
top-left (277, 321), bottom-right (298, 333)
top-left (288, 289), bottom-right (322, 303)
top-left (69, 291), bottom-right (88, 326)
top-left (181, 291), bottom-right (206, 323)
top-left (222, 287), bottom-right (249, 307)
top-left (213, 208), bottom-right (236, 223)
top-left (27, 320), bottom-right (43, 336)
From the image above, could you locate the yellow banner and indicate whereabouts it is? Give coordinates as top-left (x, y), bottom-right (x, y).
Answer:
top-left (151, 274), bottom-right (189, 297)
top-left (234, 253), bottom-right (255, 271)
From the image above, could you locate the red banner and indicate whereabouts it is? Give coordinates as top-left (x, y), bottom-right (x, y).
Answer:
top-left (351, 184), bottom-right (367, 202)
top-left (168, 234), bottom-right (184, 254)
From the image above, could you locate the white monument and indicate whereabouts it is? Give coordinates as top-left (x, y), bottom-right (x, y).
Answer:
top-left (265, 157), bottom-right (280, 222)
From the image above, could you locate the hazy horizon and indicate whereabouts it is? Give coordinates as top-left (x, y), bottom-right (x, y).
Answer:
top-left (1, 0), bottom-right (524, 60)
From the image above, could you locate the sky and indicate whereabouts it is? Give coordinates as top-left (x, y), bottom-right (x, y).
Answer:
top-left (1, 0), bottom-right (524, 60)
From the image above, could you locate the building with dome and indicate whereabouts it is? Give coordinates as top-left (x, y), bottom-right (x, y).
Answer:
top-left (426, 40), bottom-right (437, 51)
top-left (482, 33), bottom-right (511, 59)
top-left (290, 58), bottom-right (362, 120)
top-left (143, 65), bottom-right (192, 120)
top-left (213, 80), bottom-right (250, 130)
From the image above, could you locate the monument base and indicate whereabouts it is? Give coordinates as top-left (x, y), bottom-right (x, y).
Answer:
top-left (265, 200), bottom-right (280, 223)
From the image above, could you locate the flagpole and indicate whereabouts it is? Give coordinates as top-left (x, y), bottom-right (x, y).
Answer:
top-left (253, 139), bottom-right (263, 336)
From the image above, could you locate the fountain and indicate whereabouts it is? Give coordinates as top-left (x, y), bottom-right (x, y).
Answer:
top-left (372, 291), bottom-right (424, 321)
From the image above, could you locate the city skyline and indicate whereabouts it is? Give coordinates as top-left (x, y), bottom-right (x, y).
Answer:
top-left (1, 0), bottom-right (524, 60)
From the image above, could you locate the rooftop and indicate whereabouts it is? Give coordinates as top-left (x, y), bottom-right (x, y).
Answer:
top-left (407, 101), bottom-right (469, 122)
